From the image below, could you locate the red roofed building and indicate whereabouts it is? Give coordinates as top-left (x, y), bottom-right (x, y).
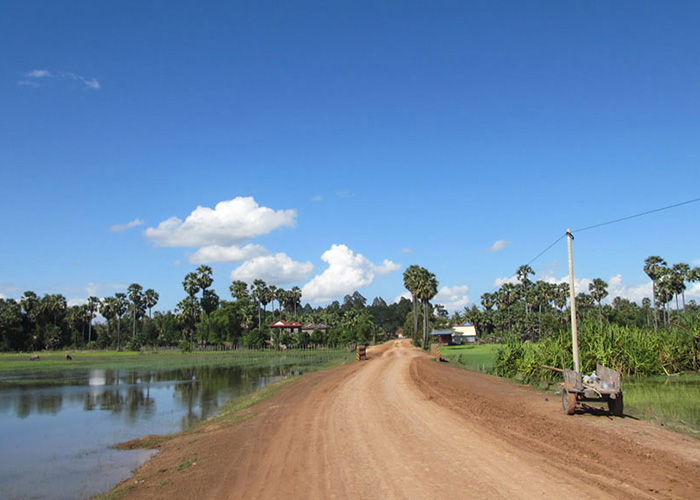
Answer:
top-left (268, 319), bottom-right (303, 335)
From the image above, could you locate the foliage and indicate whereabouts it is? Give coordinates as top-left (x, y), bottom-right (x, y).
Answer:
top-left (494, 318), bottom-right (700, 381)
top-left (242, 329), bottom-right (266, 348)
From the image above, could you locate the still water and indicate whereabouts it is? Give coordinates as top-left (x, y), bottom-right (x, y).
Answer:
top-left (0, 364), bottom-right (300, 500)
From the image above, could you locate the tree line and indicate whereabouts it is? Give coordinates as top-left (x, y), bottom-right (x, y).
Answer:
top-left (454, 257), bottom-right (700, 343)
top-left (3, 255), bottom-right (692, 353)
top-left (0, 265), bottom-right (420, 352)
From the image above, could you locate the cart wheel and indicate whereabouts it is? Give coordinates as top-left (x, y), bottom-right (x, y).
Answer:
top-left (608, 393), bottom-right (624, 417)
top-left (562, 389), bottom-right (577, 415)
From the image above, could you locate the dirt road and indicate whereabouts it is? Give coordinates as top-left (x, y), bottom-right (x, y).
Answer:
top-left (119, 340), bottom-right (700, 499)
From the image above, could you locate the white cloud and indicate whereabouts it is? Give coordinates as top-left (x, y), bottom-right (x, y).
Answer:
top-left (67, 297), bottom-right (88, 307)
top-left (0, 293), bottom-right (6, 299)
top-left (493, 275), bottom-right (519, 287)
top-left (79, 76), bottom-right (100, 89)
top-left (434, 285), bottom-right (470, 313)
top-left (400, 248), bottom-right (413, 254)
top-left (487, 239), bottom-right (513, 253)
top-left (145, 197), bottom-right (296, 247)
top-left (302, 244), bottom-right (400, 303)
top-left (189, 244), bottom-right (268, 264)
top-left (311, 195), bottom-right (323, 202)
top-left (606, 274), bottom-right (651, 303)
top-left (26, 69), bottom-right (51, 78)
top-left (687, 283), bottom-right (700, 303)
top-left (109, 218), bottom-right (144, 233)
top-left (231, 253), bottom-right (313, 285)
top-left (19, 69), bottom-right (100, 89)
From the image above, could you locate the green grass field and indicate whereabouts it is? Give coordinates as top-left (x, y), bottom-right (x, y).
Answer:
top-left (437, 344), bottom-right (498, 373)
top-left (623, 374), bottom-right (700, 438)
top-left (0, 348), bottom-right (355, 380)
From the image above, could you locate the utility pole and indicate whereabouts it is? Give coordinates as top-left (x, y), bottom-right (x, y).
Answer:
top-left (567, 229), bottom-right (581, 372)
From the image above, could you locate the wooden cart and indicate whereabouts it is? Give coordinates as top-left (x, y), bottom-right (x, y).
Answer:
top-left (561, 364), bottom-right (623, 416)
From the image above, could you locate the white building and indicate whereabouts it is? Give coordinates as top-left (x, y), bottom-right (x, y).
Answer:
top-left (451, 322), bottom-right (477, 344)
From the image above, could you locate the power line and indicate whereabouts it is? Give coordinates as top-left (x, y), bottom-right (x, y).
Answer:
top-left (526, 234), bottom-right (566, 267)
top-left (484, 233), bottom-right (566, 295)
top-left (573, 196), bottom-right (700, 233)
top-left (485, 195), bottom-right (700, 298)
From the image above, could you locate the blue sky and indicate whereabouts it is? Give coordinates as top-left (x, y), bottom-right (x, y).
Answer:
top-left (2, 1), bottom-right (700, 313)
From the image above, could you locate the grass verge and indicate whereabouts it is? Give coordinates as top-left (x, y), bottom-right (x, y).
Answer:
top-left (623, 373), bottom-right (700, 439)
top-left (437, 344), bottom-right (498, 373)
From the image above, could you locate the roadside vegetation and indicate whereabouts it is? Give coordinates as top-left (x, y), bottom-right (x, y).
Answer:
top-left (436, 344), bottom-right (498, 373)
top-left (441, 256), bottom-right (700, 437)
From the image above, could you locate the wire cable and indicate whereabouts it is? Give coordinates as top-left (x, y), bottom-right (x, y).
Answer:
top-left (525, 233), bottom-right (566, 267)
top-left (483, 195), bottom-right (699, 299)
top-left (573, 196), bottom-right (700, 233)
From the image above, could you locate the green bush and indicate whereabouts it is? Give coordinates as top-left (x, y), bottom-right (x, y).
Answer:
top-left (178, 340), bottom-right (192, 353)
top-left (495, 319), bottom-right (698, 381)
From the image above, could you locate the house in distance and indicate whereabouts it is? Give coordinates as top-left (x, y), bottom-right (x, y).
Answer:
top-left (451, 322), bottom-right (478, 344)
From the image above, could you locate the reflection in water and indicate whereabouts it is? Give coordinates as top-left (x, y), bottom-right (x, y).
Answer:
top-left (0, 363), bottom-right (303, 500)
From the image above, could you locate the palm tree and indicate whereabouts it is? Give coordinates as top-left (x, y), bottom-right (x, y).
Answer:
top-left (196, 265), bottom-right (214, 291)
top-left (182, 272), bottom-right (201, 341)
top-left (100, 297), bottom-right (116, 341)
top-left (251, 279), bottom-right (268, 329)
top-left (532, 281), bottom-right (555, 338)
top-left (403, 265), bottom-right (423, 344)
top-left (656, 269), bottom-right (675, 327)
top-left (672, 263), bottom-right (690, 310)
top-left (291, 286), bottom-right (302, 318)
top-left (200, 289), bottom-right (220, 343)
top-left (644, 256), bottom-right (667, 329)
top-left (588, 278), bottom-right (608, 325)
top-left (87, 296), bottom-right (100, 343)
top-left (20, 291), bottom-right (39, 341)
top-left (144, 289), bottom-right (159, 318)
top-left (516, 265), bottom-right (535, 285)
top-left (516, 265), bottom-right (535, 317)
top-left (230, 280), bottom-right (249, 301)
top-left (38, 293), bottom-right (67, 328)
top-left (588, 278), bottom-right (608, 307)
top-left (261, 286), bottom-right (274, 327)
top-left (268, 285), bottom-right (279, 318)
top-left (415, 268), bottom-right (439, 349)
top-left (114, 293), bottom-right (128, 350)
top-left (127, 283), bottom-right (144, 339)
top-left (480, 292), bottom-right (496, 311)
top-left (497, 283), bottom-right (518, 330)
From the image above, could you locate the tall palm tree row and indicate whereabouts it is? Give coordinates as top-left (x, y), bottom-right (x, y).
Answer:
top-left (402, 265), bottom-right (439, 349)
top-left (416, 269), bottom-right (439, 349)
top-left (403, 265), bottom-right (423, 345)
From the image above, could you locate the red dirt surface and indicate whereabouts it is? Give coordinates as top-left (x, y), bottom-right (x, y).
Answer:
top-left (114, 340), bottom-right (700, 499)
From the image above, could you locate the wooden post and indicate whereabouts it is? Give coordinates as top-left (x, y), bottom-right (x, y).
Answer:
top-left (567, 229), bottom-right (581, 373)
